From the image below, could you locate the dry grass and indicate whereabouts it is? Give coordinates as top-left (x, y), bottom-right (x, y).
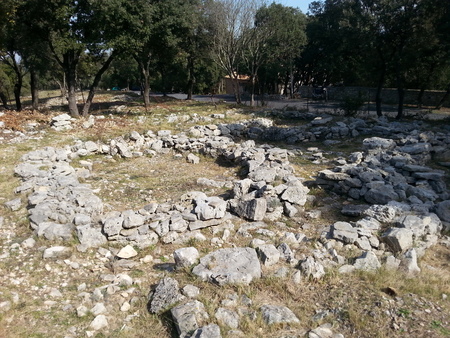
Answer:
top-left (79, 153), bottom-right (237, 211)
top-left (0, 95), bottom-right (449, 338)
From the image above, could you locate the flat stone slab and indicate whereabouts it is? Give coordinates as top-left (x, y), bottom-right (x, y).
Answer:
top-left (192, 247), bottom-right (261, 285)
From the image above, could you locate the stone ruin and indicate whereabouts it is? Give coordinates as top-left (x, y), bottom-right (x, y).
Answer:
top-left (6, 110), bottom-right (450, 336)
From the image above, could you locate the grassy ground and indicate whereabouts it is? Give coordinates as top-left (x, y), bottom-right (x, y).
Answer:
top-left (0, 92), bottom-right (449, 337)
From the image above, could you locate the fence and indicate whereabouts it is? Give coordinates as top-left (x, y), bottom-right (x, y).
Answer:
top-left (297, 86), bottom-right (450, 108)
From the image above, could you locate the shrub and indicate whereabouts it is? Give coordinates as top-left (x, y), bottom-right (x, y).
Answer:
top-left (340, 92), bottom-right (365, 116)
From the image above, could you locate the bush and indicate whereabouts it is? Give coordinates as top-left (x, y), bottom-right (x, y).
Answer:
top-left (340, 93), bottom-right (365, 116)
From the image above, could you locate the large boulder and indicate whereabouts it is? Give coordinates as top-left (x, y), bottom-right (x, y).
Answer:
top-left (192, 247), bottom-right (261, 285)
top-left (382, 228), bottom-right (414, 253)
top-left (234, 198), bottom-right (267, 221)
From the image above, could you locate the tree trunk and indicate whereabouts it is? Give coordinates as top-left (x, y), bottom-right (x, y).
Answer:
top-left (283, 71), bottom-right (289, 96)
top-left (250, 76), bottom-right (256, 106)
top-left (12, 62), bottom-right (23, 111)
top-left (66, 69), bottom-right (79, 117)
top-left (63, 50), bottom-right (81, 117)
top-left (81, 53), bottom-right (115, 117)
top-left (54, 75), bottom-right (67, 103)
top-left (143, 78), bottom-right (150, 108)
top-left (289, 63), bottom-right (294, 99)
top-left (135, 55), bottom-right (151, 109)
top-left (186, 57), bottom-right (194, 100)
top-left (0, 91), bottom-right (8, 109)
top-left (162, 70), bottom-right (167, 97)
top-left (235, 79), bottom-right (242, 104)
top-left (375, 48), bottom-right (387, 117)
top-left (4, 51), bottom-right (23, 111)
top-left (232, 75), bottom-right (241, 104)
top-left (14, 81), bottom-right (22, 111)
top-left (30, 68), bottom-right (39, 110)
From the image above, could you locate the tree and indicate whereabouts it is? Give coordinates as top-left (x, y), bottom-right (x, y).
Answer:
top-left (178, 0), bottom-right (218, 100)
top-left (0, 0), bottom-right (28, 111)
top-left (209, 0), bottom-right (265, 104)
top-left (18, 0), bottom-right (129, 117)
top-left (0, 65), bottom-right (12, 108)
top-left (429, 0), bottom-right (450, 109)
top-left (118, 0), bottom-right (154, 108)
top-left (255, 3), bottom-right (307, 99)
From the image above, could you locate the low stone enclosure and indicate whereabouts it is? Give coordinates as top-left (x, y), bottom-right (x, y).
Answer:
top-left (8, 109), bottom-right (450, 336)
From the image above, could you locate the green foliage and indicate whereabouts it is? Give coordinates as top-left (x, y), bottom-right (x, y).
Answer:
top-left (340, 92), bottom-right (365, 116)
top-left (255, 3), bottom-right (307, 96)
top-left (1, 0), bottom-right (449, 114)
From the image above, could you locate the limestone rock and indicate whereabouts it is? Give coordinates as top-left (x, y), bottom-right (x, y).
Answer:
top-left (363, 205), bottom-right (399, 223)
top-left (192, 247), bottom-right (261, 285)
top-left (43, 246), bottom-right (72, 260)
top-left (102, 214), bottom-right (124, 237)
top-left (122, 210), bottom-right (145, 229)
top-left (191, 324), bottom-right (222, 338)
top-left (280, 181), bottom-right (310, 206)
top-left (400, 248), bottom-right (421, 275)
top-left (382, 228), bottom-right (414, 253)
top-left (398, 214), bottom-right (442, 238)
top-left (148, 277), bottom-right (185, 314)
top-left (174, 247), bottom-right (200, 268)
top-left (36, 222), bottom-right (74, 241)
top-left (362, 137), bottom-right (396, 150)
top-left (89, 314), bottom-right (108, 331)
top-left (364, 187), bottom-right (399, 205)
top-left (234, 198), bottom-right (267, 221)
top-left (182, 285), bottom-right (200, 298)
top-left (260, 305), bottom-right (300, 325)
top-left (4, 198), bottom-right (22, 211)
top-left (215, 307), bottom-right (239, 329)
top-left (385, 255), bottom-right (401, 270)
top-left (435, 200), bottom-right (450, 223)
top-left (187, 153), bottom-right (200, 164)
top-left (256, 244), bottom-right (280, 267)
top-left (300, 256), bottom-right (325, 280)
top-left (353, 251), bottom-right (381, 271)
top-left (331, 222), bottom-right (358, 244)
top-left (117, 245), bottom-right (138, 259)
top-left (76, 225), bottom-right (107, 249)
top-left (195, 196), bottom-right (227, 221)
top-left (341, 204), bottom-right (369, 217)
top-left (171, 300), bottom-right (209, 337)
